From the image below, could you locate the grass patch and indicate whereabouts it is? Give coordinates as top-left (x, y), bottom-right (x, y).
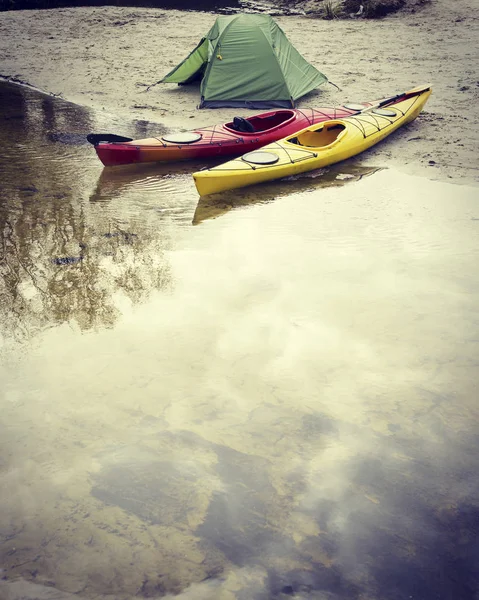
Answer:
top-left (323, 0), bottom-right (342, 19)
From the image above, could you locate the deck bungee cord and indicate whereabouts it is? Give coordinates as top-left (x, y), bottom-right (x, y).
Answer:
top-left (192, 84), bottom-right (432, 196)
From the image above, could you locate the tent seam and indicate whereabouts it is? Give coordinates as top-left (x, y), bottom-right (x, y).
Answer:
top-left (258, 20), bottom-right (293, 106)
top-left (201, 14), bottom-right (241, 104)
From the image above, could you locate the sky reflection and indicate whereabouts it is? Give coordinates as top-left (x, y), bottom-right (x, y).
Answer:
top-left (1, 80), bottom-right (479, 600)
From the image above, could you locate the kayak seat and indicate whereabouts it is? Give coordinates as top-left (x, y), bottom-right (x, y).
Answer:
top-left (250, 110), bottom-right (295, 132)
top-left (233, 117), bottom-right (255, 133)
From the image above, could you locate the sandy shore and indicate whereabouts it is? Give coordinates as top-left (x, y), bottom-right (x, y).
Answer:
top-left (0, 0), bottom-right (478, 185)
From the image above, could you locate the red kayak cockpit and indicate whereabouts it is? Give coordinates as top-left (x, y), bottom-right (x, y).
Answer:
top-left (225, 110), bottom-right (296, 134)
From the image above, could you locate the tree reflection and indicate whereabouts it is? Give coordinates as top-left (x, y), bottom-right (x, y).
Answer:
top-left (0, 82), bottom-right (172, 346)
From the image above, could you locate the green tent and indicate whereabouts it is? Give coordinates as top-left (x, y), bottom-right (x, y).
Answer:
top-left (161, 13), bottom-right (328, 109)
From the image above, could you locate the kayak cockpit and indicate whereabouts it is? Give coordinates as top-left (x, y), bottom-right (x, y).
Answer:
top-left (225, 110), bottom-right (296, 134)
top-left (290, 123), bottom-right (346, 148)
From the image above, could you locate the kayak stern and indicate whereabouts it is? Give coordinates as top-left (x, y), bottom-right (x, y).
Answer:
top-left (95, 143), bottom-right (142, 167)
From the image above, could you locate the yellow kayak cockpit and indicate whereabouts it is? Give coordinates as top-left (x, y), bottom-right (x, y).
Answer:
top-left (290, 122), bottom-right (347, 148)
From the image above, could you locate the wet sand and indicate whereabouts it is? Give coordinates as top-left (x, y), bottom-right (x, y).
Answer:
top-left (0, 0), bottom-right (478, 185)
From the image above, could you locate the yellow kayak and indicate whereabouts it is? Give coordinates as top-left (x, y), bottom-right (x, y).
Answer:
top-left (193, 84), bottom-right (432, 196)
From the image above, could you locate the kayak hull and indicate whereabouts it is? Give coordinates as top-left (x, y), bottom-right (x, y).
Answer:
top-left (193, 84), bottom-right (432, 196)
top-left (89, 106), bottom-right (376, 167)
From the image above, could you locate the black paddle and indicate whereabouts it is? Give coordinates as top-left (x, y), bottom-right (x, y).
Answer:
top-left (87, 133), bottom-right (134, 146)
top-left (360, 83), bottom-right (431, 115)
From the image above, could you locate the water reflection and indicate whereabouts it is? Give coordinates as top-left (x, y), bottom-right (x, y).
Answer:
top-left (1, 82), bottom-right (479, 600)
top-left (193, 164), bottom-right (382, 224)
top-left (91, 160), bottom-right (381, 226)
top-left (89, 159), bottom-right (208, 222)
top-left (0, 81), bottom-right (195, 346)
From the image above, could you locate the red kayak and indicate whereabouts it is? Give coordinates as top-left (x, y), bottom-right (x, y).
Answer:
top-left (87, 101), bottom-right (380, 167)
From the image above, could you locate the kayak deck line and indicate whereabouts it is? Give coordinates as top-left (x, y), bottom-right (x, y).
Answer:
top-left (346, 93), bottom-right (423, 138)
top-left (192, 84), bottom-right (432, 196)
top-left (214, 92), bottom-right (427, 173)
top-left (87, 103), bottom-right (383, 166)
top-left (88, 85), bottom-right (431, 167)
top-left (152, 104), bottom-right (378, 148)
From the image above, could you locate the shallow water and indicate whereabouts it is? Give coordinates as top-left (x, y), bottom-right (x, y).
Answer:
top-left (3, 0), bottom-right (300, 15)
top-left (1, 81), bottom-right (479, 600)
